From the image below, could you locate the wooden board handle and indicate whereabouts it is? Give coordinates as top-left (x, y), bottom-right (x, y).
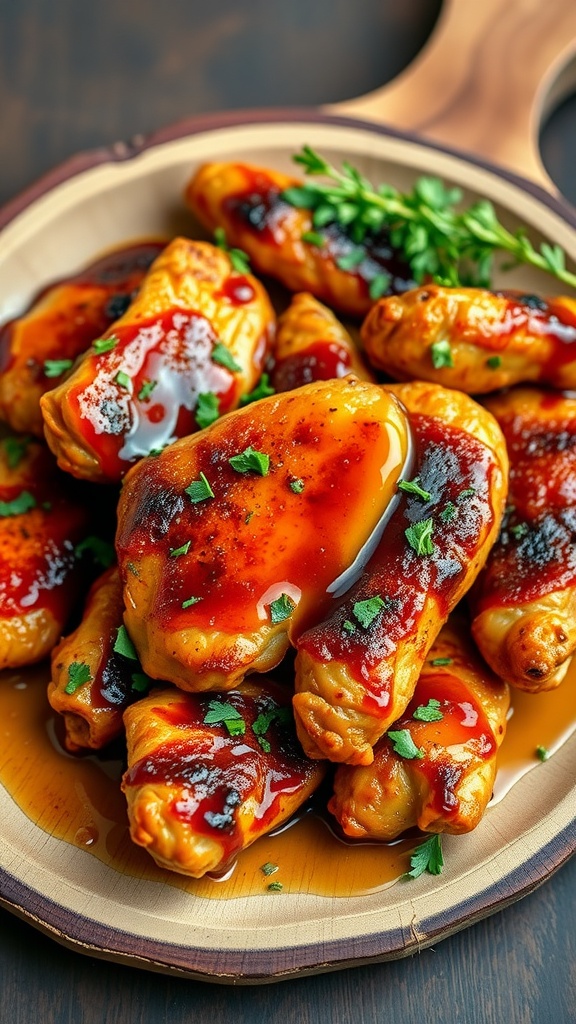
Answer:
top-left (327, 0), bottom-right (576, 191)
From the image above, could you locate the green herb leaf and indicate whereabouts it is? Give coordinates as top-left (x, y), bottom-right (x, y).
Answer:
top-left (2, 435), bottom-right (31, 469)
top-left (387, 728), bottom-right (424, 759)
top-left (343, 619), bottom-right (356, 635)
top-left (353, 595), bottom-right (386, 628)
top-left (137, 379), bottom-right (157, 402)
top-left (368, 272), bottom-right (391, 300)
top-left (486, 355), bottom-right (502, 369)
top-left (289, 477), bottom-right (305, 494)
top-left (267, 881), bottom-right (284, 892)
top-left (536, 745), bottom-right (550, 762)
top-left (113, 625), bottom-right (138, 661)
top-left (510, 522), bottom-right (529, 539)
top-left (203, 700), bottom-right (246, 738)
top-left (398, 477), bottom-right (432, 502)
top-left (64, 661), bottom-right (92, 695)
top-left (44, 358), bottom-right (73, 378)
top-left (413, 698), bottom-right (444, 722)
top-left (440, 502), bottom-right (457, 523)
top-left (430, 656), bottom-right (453, 666)
top-left (169, 540), bottom-right (191, 558)
top-left (0, 490), bottom-right (36, 517)
top-left (229, 447), bottom-right (270, 476)
top-left (131, 673), bottom-right (151, 694)
top-left (93, 335), bottom-right (118, 354)
top-left (185, 471), bottom-right (215, 503)
top-left (336, 248), bottom-right (364, 271)
top-left (192, 392), bottom-right (219, 430)
top-left (405, 518), bottom-right (435, 556)
top-left (211, 342), bottom-right (242, 372)
top-left (458, 488), bottom-right (476, 502)
top-left (115, 370), bottom-right (132, 391)
top-left (260, 862), bottom-right (278, 876)
top-left (74, 536), bottom-right (115, 569)
top-left (182, 595), bottom-right (202, 609)
top-left (239, 374), bottom-right (275, 406)
top-left (301, 230), bottom-right (325, 247)
top-left (269, 593), bottom-right (296, 624)
top-left (430, 340), bottom-right (454, 369)
top-left (213, 227), bottom-right (251, 273)
top-left (407, 833), bottom-right (444, 879)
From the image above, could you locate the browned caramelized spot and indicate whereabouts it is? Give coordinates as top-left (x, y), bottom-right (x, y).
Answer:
top-left (492, 292), bottom-right (576, 370)
top-left (272, 340), bottom-right (353, 392)
top-left (297, 415), bottom-right (499, 710)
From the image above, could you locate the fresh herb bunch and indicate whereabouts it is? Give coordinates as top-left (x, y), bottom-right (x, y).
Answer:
top-left (282, 145), bottom-right (576, 290)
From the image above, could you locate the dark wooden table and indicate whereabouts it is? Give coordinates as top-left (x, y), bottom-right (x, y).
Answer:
top-left (1, 3), bottom-right (575, 1022)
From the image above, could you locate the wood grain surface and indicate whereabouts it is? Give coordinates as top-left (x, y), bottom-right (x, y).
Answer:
top-left (0, 1), bottom-right (575, 1022)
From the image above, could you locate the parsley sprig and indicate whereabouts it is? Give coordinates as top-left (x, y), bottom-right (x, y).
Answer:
top-left (282, 145), bottom-right (576, 290)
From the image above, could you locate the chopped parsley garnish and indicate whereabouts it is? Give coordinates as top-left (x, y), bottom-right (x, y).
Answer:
top-left (195, 391), bottom-right (220, 429)
top-left (43, 358), bottom-right (73, 377)
top-left (64, 661), bottom-right (92, 695)
top-left (181, 596), bottom-right (202, 609)
top-left (0, 490), bottom-right (36, 517)
top-left (413, 698), bottom-right (443, 722)
top-left (137, 379), bottom-right (157, 402)
top-left (440, 502), bottom-right (457, 523)
top-left (387, 728), bottom-right (424, 759)
top-left (229, 447), bottom-right (270, 476)
top-left (458, 488), bottom-right (476, 501)
top-left (369, 272), bottom-right (391, 300)
top-left (113, 625), bottom-right (138, 661)
top-left (510, 522), bottom-right (529, 539)
top-left (213, 227), bottom-right (251, 274)
top-left (407, 834), bottom-right (444, 879)
top-left (269, 593), bottom-right (296, 624)
top-left (289, 478), bottom-right (305, 494)
top-left (353, 595), bottom-right (386, 628)
top-left (301, 230), bottom-right (325, 247)
top-left (131, 673), bottom-right (151, 694)
top-left (430, 656), bottom-right (453, 666)
top-left (430, 339), bottom-right (454, 369)
top-left (536, 745), bottom-right (550, 762)
top-left (3, 435), bottom-right (31, 469)
top-left (398, 477), bottom-right (431, 501)
top-left (185, 471), bottom-right (215, 503)
top-left (336, 248), bottom-right (364, 271)
top-left (74, 536), bottom-right (115, 569)
top-left (169, 540), bottom-right (191, 558)
top-left (93, 335), bottom-right (118, 354)
top-left (486, 355), bottom-right (502, 369)
top-left (260, 862), bottom-right (279, 876)
top-left (211, 342), bottom-right (242, 372)
top-left (267, 881), bottom-right (284, 892)
top-left (115, 370), bottom-right (132, 391)
top-left (203, 700), bottom-right (246, 738)
top-left (240, 373), bottom-right (275, 406)
top-left (343, 619), bottom-right (356, 635)
top-left (405, 518), bottom-right (435, 556)
top-left (252, 706), bottom-right (292, 752)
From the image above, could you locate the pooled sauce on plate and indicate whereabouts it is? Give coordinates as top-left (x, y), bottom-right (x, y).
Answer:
top-left (0, 660), bottom-right (574, 898)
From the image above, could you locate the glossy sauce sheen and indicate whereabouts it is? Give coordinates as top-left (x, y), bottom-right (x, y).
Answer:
top-left (476, 392), bottom-right (576, 609)
top-left (1, 664), bottom-right (574, 898)
top-left (0, 241), bottom-right (165, 375)
top-left (494, 291), bottom-right (576, 371)
top-left (222, 167), bottom-right (415, 299)
top-left (67, 309), bottom-right (238, 479)
top-left (272, 340), bottom-right (352, 392)
top-left (298, 415), bottom-right (498, 708)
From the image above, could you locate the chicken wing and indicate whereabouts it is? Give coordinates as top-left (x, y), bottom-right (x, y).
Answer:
top-left (115, 376), bottom-right (411, 692)
top-left (361, 285), bottom-right (576, 393)
top-left (471, 386), bottom-right (576, 691)
top-left (185, 162), bottom-right (414, 317)
top-left (293, 382), bottom-right (508, 766)
top-left (270, 292), bottom-right (375, 392)
top-left (0, 434), bottom-right (92, 669)
top-left (0, 241), bottom-right (164, 436)
top-left (121, 680), bottom-right (326, 877)
top-left (328, 614), bottom-right (509, 839)
top-left (40, 237), bottom-right (275, 483)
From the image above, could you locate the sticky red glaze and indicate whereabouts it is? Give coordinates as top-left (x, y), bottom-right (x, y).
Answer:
top-left (66, 309), bottom-right (238, 480)
top-left (0, 241), bottom-right (164, 376)
top-left (297, 414), bottom-right (499, 710)
top-left (87, 627), bottom-right (139, 712)
top-left (222, 167), bottom-right (415, 300)
top-left (271, 340), bottom-right (353, 392)
top-left (214, 275), bottom-right (256, 306)
top-left (475, 392), bottom-right (576, 609)
top-left (123, 689), bottom-right (315, 865)
top-left (393, 674), bottom-right (496, 817)
top-left (487, 291), bottom-right (576, 371)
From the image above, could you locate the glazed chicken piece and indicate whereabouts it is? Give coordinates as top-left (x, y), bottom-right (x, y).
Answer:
top-left (185, 162), bottom-right (414, 318)
top-left (0, 242), bottom-right (164, 436)
top-left (471, 386), bottom-right (576, 691)
top-left (49, 565), bottom-right (149, 752)
top-left (293, 381), bottom-right (508, 766)
top-left (116, 376), bottom-right (411, 692)
top-left (270, 292), bottom-right (375, 393)
top-left (329, 615), bottom-right (510, 839)
top-left (361, 285), bottom-right (576, 393)
top-left (122, 680), bottom-right (326, 877)
top-left (41, 237), bottom-right (275, 483)
top-left (0, 434), bottom-right (92, 669)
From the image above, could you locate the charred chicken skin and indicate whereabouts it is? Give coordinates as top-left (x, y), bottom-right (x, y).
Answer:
top-left (329, 615), bottom-right (510, 840)
top-left (122, 680), bottom-right (326, 877)
top-left (361, 285), bottom-right (576, 393)
top-left (185, 162), bottom-right (414, 317)
top-left (0, 435), bottom-right (91, 669)
top-left (49, 565), bottom-right (148, 752)
top-left (115, 376), bottom-right (411, 692)
top-left (293, 382), bottom-right (509, 766)
top-left (40, 238), bottom-right (275, 483)
top-left (0, 242), bottom-right (164, 436)
top-left (271, 292), bottom-right (375, 393)
top-left (471, 386), bottom-right (576, 691)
